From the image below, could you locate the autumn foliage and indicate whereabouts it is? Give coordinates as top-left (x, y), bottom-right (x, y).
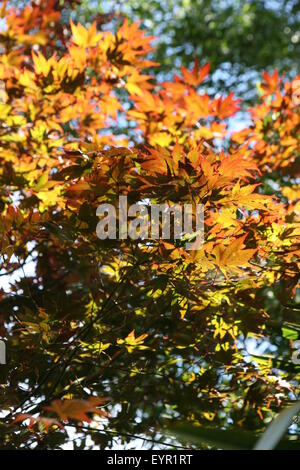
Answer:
top-left (0, 1), bottom-right (299, 449)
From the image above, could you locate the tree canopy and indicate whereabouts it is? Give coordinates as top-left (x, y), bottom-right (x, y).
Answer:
top-left (0, 0), bottom-right (299, 450)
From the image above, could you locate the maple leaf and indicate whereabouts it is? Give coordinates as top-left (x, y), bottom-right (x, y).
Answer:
top-left (32, 51), bottom-right (54, 76)
top-left (180, 61), bottom-right (210, 87)
top-left (126, 70), bottom-right (152, 96)
top-left (37, 185), bottom-right (65, 210)
top-left (218, 152), bottom-right (258, 180)
top-left (117, 330), bottom-right (149, 353)
top-left (192, 248), bottom-right (216, 272)
top-left (213, 93), bottom-right (240, 118)
top-left (44, 397), bottom-right (109, 423)
top-left (212, 237), bottom-right (257, 275)
top-left (219, 182), bottom-right (270, 210)
top-left (261, 70), bottom-right (280, 96)
top-left (70, 19), bottom-right (101, 48)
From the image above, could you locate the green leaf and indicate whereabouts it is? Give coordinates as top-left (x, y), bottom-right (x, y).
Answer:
top-left (167, 422), bottom-right (300, 450)
top-left (282, 326), bottom-right (298, 340)
top-left (33, 172), bottom-right (48, 191)
top-left (167, 423), bottom-right (256, 450)
top-left (254, 401), bottom-right (300, 450)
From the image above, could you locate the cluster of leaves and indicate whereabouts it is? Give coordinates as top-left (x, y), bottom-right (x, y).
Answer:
top-left (0, 1), bottom-right (299, 449)
top-left (76, 0), bottom-right (300, 100)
